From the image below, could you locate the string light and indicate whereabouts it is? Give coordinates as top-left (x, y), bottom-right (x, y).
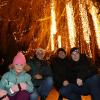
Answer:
top-left (89, 1), bottom-right (100, 49)
top-left (78, 0), bottom-right (92, 57)
top-left (0, 1), bottom-right (8, 8)
top-left (50, 0), bottom-right (57, 51)
top-left (58, 35), bottom-right (61, 48)
top-left (66, 0), bottom-right (76, 48)
top-left (79, 0), bottom-right (91, 44)
top-left (0, 0), bottom-right (100, 60)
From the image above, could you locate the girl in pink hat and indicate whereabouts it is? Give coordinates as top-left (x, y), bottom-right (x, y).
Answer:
top-left (0, 52), bottom-right (35, 100)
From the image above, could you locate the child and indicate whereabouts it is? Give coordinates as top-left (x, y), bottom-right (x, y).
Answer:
top-left (0, 52), bottom-right (34, 100)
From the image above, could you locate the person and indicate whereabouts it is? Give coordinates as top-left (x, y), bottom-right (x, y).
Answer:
top-left (50, 48), bottom-right (70, 98)
top-left (0, 52), bottom-right (35, 100)
top-left (27, 48), bottom-right (53, 100)
top-left (59, 47), bottom-right (100, 100)
top-left (0, 89), bottom-right (9, 100)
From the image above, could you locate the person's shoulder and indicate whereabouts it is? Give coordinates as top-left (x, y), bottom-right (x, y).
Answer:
top-left (80, 54), bottom-right (88, 60)
top-left (24, 72), bottom-right (31, 78)
top-left (2, 70), bottom-right (12, 78)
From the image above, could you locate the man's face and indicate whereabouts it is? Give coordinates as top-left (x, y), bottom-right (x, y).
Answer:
top-left (58, 51), bottom-right (66, 59)
top-left (71, 51), bottom-right (80, 61)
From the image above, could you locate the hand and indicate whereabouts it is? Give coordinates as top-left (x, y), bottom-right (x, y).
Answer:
top-left (20, 83), bottom-right (27, 90)
top-left (0, 89), bottom-right (7, 97)
top-left (76, 78), bottom-right (83, 86)
top-left (11, 84), bottom-right (19, 93)
top-left (34, 74), bottom-right (43, 79)
top-left (0, 89), bottom-right (9, 100)
top-left (2, 96), bottom-right (9, 100)
top-left (63, 80), bottom-right (69, 86)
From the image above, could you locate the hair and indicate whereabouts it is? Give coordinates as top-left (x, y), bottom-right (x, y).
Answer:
top-left (57, 48), bottom-right (66, 54)
top-left (9, 64), bottom-right (31, 72)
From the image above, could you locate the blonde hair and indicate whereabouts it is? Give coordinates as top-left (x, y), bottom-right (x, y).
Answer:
top-left (9, 64), bottom-right (31, 72)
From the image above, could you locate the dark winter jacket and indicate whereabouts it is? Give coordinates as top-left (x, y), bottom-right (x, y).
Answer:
top-left (68, 54), bottom-right (98, 83)
top-left (50, 56), bottom-right (70, 90)
top-left (27, 57), bottom-right (52, 86)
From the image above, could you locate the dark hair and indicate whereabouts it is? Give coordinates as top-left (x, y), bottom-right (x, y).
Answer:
top-left (57, 48), bottom-right (66, 54)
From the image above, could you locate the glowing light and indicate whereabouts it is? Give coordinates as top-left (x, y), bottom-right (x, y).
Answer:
top-left (79, 1), bottom-right (91, 44)
top-left (50, 0), bottom-right (57, 35)
top-left (66, 1), bottom-right (76, 48)
top-left (0, 1), bottom-right (8, 7)
top-left (50, 0), bottom-right (57, 51)
top-left (58, 35), bottom-right (61, 48)
top-left (78, 0), bottom-right (92, 57)
top-left (89, 2), bottom-right (100, 49)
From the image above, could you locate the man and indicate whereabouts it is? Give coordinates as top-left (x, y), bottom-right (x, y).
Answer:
top-left (59, 47), bottom-right (100, 100)
top-left (27, 48), bottom-right (53, 100)
top-left (50, 48), bottom-right (70, 99)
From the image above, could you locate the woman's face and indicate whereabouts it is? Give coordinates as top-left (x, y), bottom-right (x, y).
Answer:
top-left (36, 50), bottom-right (45, 60)
top-left (58, 51), bottom-right (66, 59)
top-left (14, 64), bottom-right (24, 74)
top-left (71, 51), bottom-right (80, 61)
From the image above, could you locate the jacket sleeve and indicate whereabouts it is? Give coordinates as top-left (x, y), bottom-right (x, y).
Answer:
top-left (0, 72), bottom-right (13, 90)
top-left (0, 72), bottom-right (15, 95)
top-left (77, 55), bottom-right (97, 81)
top-left (25, 74), bottom-right (34, 93)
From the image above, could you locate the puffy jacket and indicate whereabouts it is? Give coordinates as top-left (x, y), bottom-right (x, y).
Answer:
top-left (27, 57), bottom-right (52, 86)
top-left (0, 69), bottom-right (34, 95)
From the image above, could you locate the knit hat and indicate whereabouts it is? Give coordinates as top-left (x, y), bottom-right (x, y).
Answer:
top-left (12, 52), bottom-right (26, 66)
top-left (70, 47), bottom-right (80, 54)
top-left (57, 48), bottom-right (66, 54)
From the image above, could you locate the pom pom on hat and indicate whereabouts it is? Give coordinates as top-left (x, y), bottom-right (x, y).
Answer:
top-left (12, 52), bottom-right (26, 66)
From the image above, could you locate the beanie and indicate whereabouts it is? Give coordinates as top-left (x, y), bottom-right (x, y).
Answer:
top-left (12, 52), bottom-right (26, 66)
top-left (57, 48), bottom-right (66, 54)
top-left (70, 47), bottom-right (80, 54)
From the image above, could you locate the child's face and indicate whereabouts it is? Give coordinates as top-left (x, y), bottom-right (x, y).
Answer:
top-left (14, 64), bottom-right (24, 74)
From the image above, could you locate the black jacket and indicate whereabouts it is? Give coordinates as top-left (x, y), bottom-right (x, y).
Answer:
top-left (50, 56), bottom-right (70, 90)
top-left (68, 54), bottom-right (98, 83)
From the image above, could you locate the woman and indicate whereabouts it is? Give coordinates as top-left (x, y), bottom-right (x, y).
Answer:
top-left (27, 48), bottom-right (53, 100)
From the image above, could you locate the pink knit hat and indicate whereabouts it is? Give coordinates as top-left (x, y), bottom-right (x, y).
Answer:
top-left (12, 52), bottom-right (26, 66)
